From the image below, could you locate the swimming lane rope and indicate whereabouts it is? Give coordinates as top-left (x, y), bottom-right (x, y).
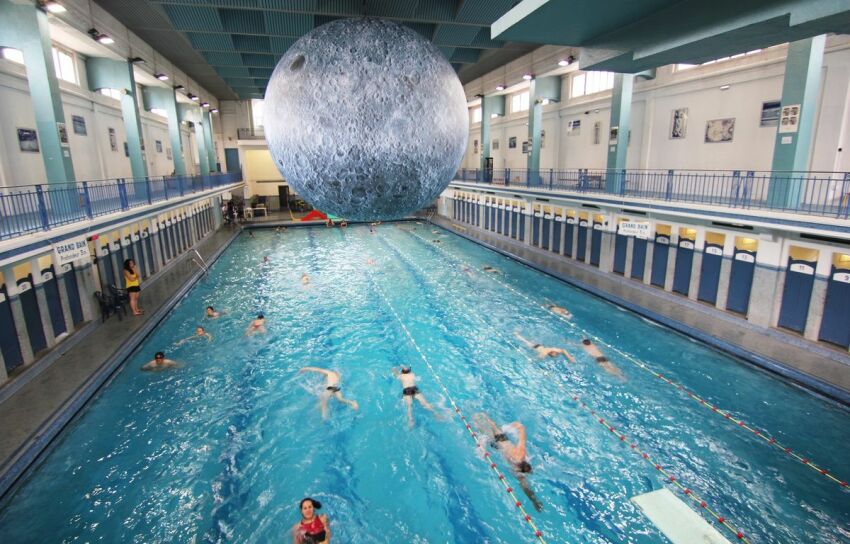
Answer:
top-left (407, 228), bottom-right (849, 493)
top-left (385, 235), bottom-right (754, 543)
top-left (367, 271), bottom-right (548, 544)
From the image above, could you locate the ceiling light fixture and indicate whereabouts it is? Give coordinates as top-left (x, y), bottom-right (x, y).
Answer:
top-left (201, 101), bottom-right (210, 108)
top-left (495, 84), bottom-right (505, 91)
top-left (155, 73), bottom-right (169, 81)
top-left (188, 93), bottom-right (199, 101)
top-left (88, 28), bottom-right (113, 45)
top-left (129, 56), bottom-right (145, 64)
top-left (522, 73), bottom-right (533, 81)
top-left (210, 108), bottom-right (219, 113)
top-left (43, 1), bottom-right (67, 14)
top-left (558, 59), bottom-right (569, 67)
top-left (720, 84), bottom-right (731, 90)
top-left (173, 84), bottom-right (184, 90)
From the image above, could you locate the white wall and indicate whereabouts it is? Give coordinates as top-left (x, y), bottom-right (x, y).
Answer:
top-left (462, 39), bottom-right (850, 174)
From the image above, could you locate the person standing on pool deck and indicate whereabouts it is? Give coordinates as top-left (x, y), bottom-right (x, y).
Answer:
top-left (141, 351), bottom-right (177, 371)
top-left (299, 367), bottom-right (359, 419)
top-left (580, 338), bottom-right (625, 379)
top-left (246, 314), bottom-right (266, 336)
top-left (123, 259), bottom-right (143, 316)
top-left (393, 366), bottom-right (438, 427)
top-left (515, 332), bottom-right (576, 362)
top-left (474, 413), bottom-right (543, 512)
top-left (292, 497), bottom-right (330, 544)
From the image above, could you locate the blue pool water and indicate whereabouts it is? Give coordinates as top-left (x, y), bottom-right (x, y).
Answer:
top-left (0, 223), bottom-right (848, 543)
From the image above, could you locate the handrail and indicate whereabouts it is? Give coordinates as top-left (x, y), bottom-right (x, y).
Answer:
top-left (453, 167), bottom-right (850, 219)
top-left (190, 249), bottom-right (209, 275)
top-left (0, 171), bottom-right (242, 241)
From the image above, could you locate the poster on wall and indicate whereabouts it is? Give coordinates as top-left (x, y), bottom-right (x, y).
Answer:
top-left (508, 136), bottom-right (517, 149)
top-left (760, 101), bottom-right (781, 127)
top-left (540, 129), bottom-right (545, 148)
top-left (156, 140), bottom-right (163, 153)
top-left (123, 141), bottom-right (129, 157)
top-left (704, 118), bottom-right (735, 143)
top-left (593, 122), bottom-right (601, 145)
top-left (166, 147), bottom-right (172, 160)
top-left (779, 104), bottom-right (800, 134)
top-left (670, 108), bottom-right (688, 139)
top-left (108, 127), bottom-right (117, 151)
top-left (567, 120), bottom-right (581, 135)
top-left (17, 128), bottom-right (39, 152)
top-left (492, 139), bottom-right (499, 151)
top-left (522, 141), bottom-right (530, 154)
top-left (57, 122), bottom-right (69, 147)
top-left (473, 139), bottom-right (479, 154)
top-left (72, 115), bottom-right (87, 135)
top-left (609, 126), bottom-right (619, 145)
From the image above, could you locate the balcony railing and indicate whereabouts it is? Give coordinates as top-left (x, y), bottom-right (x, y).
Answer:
top-left (454, 168), bottom-right (850, 219)
top-left (0, 172), bottom-right (242, 241)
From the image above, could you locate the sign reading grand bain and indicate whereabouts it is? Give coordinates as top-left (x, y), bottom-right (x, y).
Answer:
top-left (53, 236), bottom-right (91, 266)
top-left (619, 221), bottom-right (651, 238)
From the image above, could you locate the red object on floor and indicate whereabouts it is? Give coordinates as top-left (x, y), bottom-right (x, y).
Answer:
top-left (301, 210), bottom-right (328, 221)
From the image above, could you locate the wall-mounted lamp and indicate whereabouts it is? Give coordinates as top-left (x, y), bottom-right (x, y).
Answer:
top-left (155, 73), bottom-right (169, 81)
top-left (719, 84), bottom-right (731, 91)
top-left (173, 84), bottom-right (184, 90)
top-left (201, 102), bottom-right (210, 108)
top-left (210, 108), bottom-right (219, 113)
top-left (88, 28), bottom-right (114, 45)
top-left (188, 93), bottom-right (199, 101)
top-left (522, 73), bottom-right (533, 81)
top-left (42, 1), bottom-right (66, 13)
top-left (495, 84), bottom-right (506, 91)
top-left (129, 57), bottom-right (145, 64)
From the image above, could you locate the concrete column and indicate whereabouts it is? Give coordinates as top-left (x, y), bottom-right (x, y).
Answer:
top-left (624, 237), bottom-right (634, 278)
top-left (606, 74), bottom-right (634, 193)
top-left (749, 266), bottom-right (782, 327)
top-left (150, 228), bottom-right (165, 269)
top-left (555, 221), bottom-right (565, 254)
top-left (480, 95), bottom-right (505, 173)
top-left (55, 265), bottom-right (75, 334)
top-left (0, 0), bottom-right (76, 182)
top-left (804, 277), bottom-right (829, 340)
top-left (87, 58), bottom-right (148, 179)
top-left (523, 213), bottom-right (532, 245)
top-left (688, 252), bottom-right (703, 301)
top-left (75, 262), bottom-right (97, 322)
top-left (570, 223), bottom-right (579, 259)
top-left (204, 110), bottom-right (217, 172)
top-left (715, 257), bottom-right (732, 310)
top-left (142, 86), bottom-right (186, 175)
top-left (643, 242), bottom-right (654, 285)
top-left (212, 196), bottom-right (223, 229)
top-left (179, 104), bottom-right (208, 174)
top-left (599, 231), bottom-right (616, 273)
top-left (664, 246), bottom-right (677, 291)
top-left (31, 265), bottom-right (56, 348)
top-left (0, 344), bottom-right (6, 382)
top-left (768, 35), bottom-right (826, 208)
top-left (7, 293), bottom-right (34, 364)
top-left (526, 76), bottom-right (560, 177)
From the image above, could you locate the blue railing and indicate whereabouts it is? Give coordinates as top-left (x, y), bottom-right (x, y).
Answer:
top-left (0, 172), bottom-right (242, 240)
top-left (454, 168), bottom-right (850, 218)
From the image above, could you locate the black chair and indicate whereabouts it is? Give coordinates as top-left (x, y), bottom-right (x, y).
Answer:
top-left (109, 285), bottom-right (130, 306)
top-left (94, 290), bottom-right (126, 321)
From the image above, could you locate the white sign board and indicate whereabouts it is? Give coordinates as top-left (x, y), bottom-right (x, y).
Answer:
top-left (619, 221), bottom-right (651, 239)
top-left (53, 237), bottom-right (91, 266)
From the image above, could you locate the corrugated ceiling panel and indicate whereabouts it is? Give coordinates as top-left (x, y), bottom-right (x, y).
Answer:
top-left (259, 0), bottom-right (317, 9)
top-left (203, 51), bottom-right (244, 65)
top-left (433, 24), bottom-right (481, 46)
top-left (365, 0), bottom-right (418, 18)
top-left (316, 0), bottom-right (363, 16)
top-left (270, 37), bottom-right (298, 54)
top-left (451, 48), bottom-right (482, 63)
top-left (438, 46), bottom-right (455, 59)
top-left (249, 67), bottom-right (274, 78)
top-left (401, 22), bottom-right (435, 41)
top-left (416, 0), bottom-right (456, 21)
top-left (187, 32), bottom-right (236, 51)
top-left (232, 34), bottom-right (271, 52)
top-left (218, 8), bottom-right (266, 33)
top-left (455, 0), bottom-right (517, 25)
top-left (470, 27), bottom-right (504, 48)
top-left (264, 12), bottom-right (314, 36)
top-left (314, 15), bottom-right (343, 26)
top-left (161, 5), bottom-right (224, 32)
top-left (216, 66), bottom-right (251, 78)
top-left (241, 53), bottom-right (276, 67)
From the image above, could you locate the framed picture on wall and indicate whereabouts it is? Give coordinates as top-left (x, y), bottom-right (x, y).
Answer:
top-left (155, 140), bottom-right (163, 153)
top-left (609, 126), bottom-right (619, 145)
top-left (492, 139), bottom-right (499, 151)
top-left (567, 120), bottom-right (581, 135)
top-left (108, 127), bottom-right (117, 151)
top-left (760, 101), bottom-right (781, 127)
top-left (166, 147), bottom-right (172, 160)
top-left (123, 141), bottom-right (129, 157)
top-left (670, 108), bottom-right (688, 139)
top-left (72, 115), bottom-right (87, 135)
top-left (593, 121), bottom-right (601, 145)
top-left (473, 139), bottom-right (479, 154)
top-left (508, 136), bottom-right (517, 149)
top-left (17, 128), bottom-right (39, 152)
top-left (704, 118), bottom-right (735, 143)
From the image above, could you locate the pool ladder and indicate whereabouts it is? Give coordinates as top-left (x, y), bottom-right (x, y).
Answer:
top-left (190, 249), bottom-right (209, 276)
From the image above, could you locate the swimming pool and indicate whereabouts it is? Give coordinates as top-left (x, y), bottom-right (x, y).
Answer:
top-left (0, 223), bottom-right (847, 543)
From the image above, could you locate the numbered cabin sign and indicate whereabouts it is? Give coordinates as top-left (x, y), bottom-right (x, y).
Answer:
top-left (41, 271), bottom-right (53, 282)
top-left (833, 272), bottom-right (850, 283)
top-left (53, 237), bottom-right (91, 266)
top-left (735, 253), bottom-right (755, 263)
top-left (679, 240), bottom-right (695, 250)
top-left (705, 246), bottom-right (723, 256)
top-left (17, 281), bottom-right (31, 293)
top-left (790, 263), bottom-right (815, 275)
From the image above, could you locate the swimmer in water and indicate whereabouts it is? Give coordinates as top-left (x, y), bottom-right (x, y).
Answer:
top-left (301, 273), bottom-right (311, 285)
top-left (515, 332), bottom-right (576, 362)
top-left (141, 351), bottom-right (178, 371)
top-left (299, 367), bottom-right (359, 419)
top-left (474, 413), bottom-right (543, 512)
top-left (580, 338), bottom-right (625, 378)
top-left (545, 303), bottom-right (572, 319)
top-left (340, 220), bottom-right (348, 228)
top-left (205, 305), bottom-right (220, 318)
top-left (325, 219), bottom-right (334, 228)
top-left (292, 497), bottom-right (330, 544)
top-left (246, 314), bottom-right (266, 336)
top-left (366, 258), bottom-right (376, 266)
top-left (393, 366), bottom-right (439, 428)
top-left (432, 239), bottom-right (442, 244)
top-left (248, 230), bottom-right (255, 238)
top-left (263, 255), bottom-right (270, 263)
top-left (483, 266), bottom-right (500, 273)
top-left (177, 326), bottom-right (212, 345)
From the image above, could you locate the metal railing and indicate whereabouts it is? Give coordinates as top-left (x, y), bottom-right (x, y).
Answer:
top-left (0, 171), bottom-right (242, 241)
top-left (454, 168), bottom-right (850, 218)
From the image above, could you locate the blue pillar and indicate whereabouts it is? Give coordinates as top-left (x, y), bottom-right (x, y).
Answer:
top-left (86, 58), bottom-right (148, 179)
top-left (0, 0), bottom-right (75, 182)
top-left (203, 110), bottom-right (216, 172)
top-left (606, 74), bottom-right (634, 193)
top-left (526, 76), bottom-right (561, 180)
top-left (142, 86), bottom-right (186, 175)
top-left (180, 104), bottom-right (208, 174)
top-left (768, 35), bottom-right (826, 208)
top-left (480, 95), bottom-right (505, 174)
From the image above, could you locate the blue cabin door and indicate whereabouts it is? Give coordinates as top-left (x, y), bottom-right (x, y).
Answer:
top-left (726, 250), bottom-right (756, 314)
top-left (532, 215), bottom-right (541, 246)
top-left (0, 283), bottom-right (23, 373)
top-left (541, 216), bottom-right (551, 249)
top-left (496, 208), bottom-right (503, 234)
top-left (651, 235), bottom-right (670, 287)
top-left (697, 244), bottom-right (724, 304)
top-left (518, 213), bottom-right (526, 241)
top-left (564, 222), bottom-right (575, 258)
top-left (484, 205), bottom-right (490, 230)
top-left (777, 259), bottom-right (817, 333)
top-left (613, 231), bottom-right (628, 274)
top-left (18, 275), bottom-right (46, 355)
top-left (590, 223), bottom-right (603, 266)
top-left (40, 267), bottom-right (66, 337)
top-left (819, 266), bottom-right (850, 347)
top-left (510, 210), bottom-right (519, 239)
top-left (552, 219), bottom-right (562, 253)
top-left (61, 263), bottom-right (84, 326)
top-left (577, 221), bottom-right (588, 261)
top-left (631, 237), bottom-right (648, 280)
top-left (673, 239), bottom-right (695, 295)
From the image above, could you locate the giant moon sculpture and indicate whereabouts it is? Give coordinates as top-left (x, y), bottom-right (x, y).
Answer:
top-left (264, 18), bottom-right (468, 220)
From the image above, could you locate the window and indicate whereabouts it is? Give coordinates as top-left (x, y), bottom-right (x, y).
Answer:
top-left (251, 98), bottom-right (265, 130)
top-left (51, 46), bottom-right (77, 84)
top-left (675, 49), bottom-right (766, 72)
top-left (150, 108), bottom-right (168, 119)
top-left (99, 88), bottom-right (122, 100)
top-left (1, 47), bottom-right (24, 64)
top-left (511, 91), bottom-right (529, 113)
top-left (472, 107), bottom-right (482, 123)
top-left (571, 71), bottom-right (615, 98)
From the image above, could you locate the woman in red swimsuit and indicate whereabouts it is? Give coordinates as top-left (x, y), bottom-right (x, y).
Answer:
top-left (292, 497), bottom-right (330, 544)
